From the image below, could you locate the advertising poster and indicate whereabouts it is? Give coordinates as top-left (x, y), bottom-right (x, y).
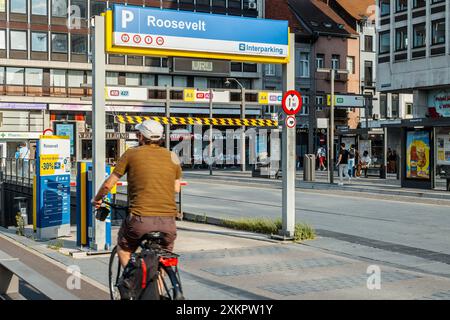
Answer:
top-left (406, 131), bottom-right (430, 180)
top-left (36, 136), bottom-right (71, 239)
top-left (55, 122), bottom-right (76, 157)
top-left (437, 135), bottom-right (450, 165)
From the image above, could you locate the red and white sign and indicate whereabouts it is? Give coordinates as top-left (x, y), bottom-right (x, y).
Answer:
top-left (133, 35), bottom-right (141, 44)
top-left (285, 116), bottom-right (296, 129)
top-left (121, 34), bottom-right (130, 43)
top-left (282, 90), bottom-right (302, 115)
top-left (156, 37), bottom-right (165, 46)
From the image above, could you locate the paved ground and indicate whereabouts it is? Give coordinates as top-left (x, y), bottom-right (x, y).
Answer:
top-left (177, 174), bottom-right (450, 279)
top-left (2, 221), bottom-right (450, 300)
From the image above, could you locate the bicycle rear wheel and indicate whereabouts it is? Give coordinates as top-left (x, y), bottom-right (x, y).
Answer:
top-left (159, 266), bottom-right (184, 300)
top-left (108, 246), bottom-right (123, 300)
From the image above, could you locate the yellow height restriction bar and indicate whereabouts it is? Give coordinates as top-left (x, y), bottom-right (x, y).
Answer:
top-left (116, 115), bottom-right (278, 127)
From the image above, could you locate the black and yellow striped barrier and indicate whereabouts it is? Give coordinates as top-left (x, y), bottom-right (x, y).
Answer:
top-left (115, 115), bottom-right (278, 127)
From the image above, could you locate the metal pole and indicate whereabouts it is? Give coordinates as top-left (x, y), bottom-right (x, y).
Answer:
top-left (330, 69), bottom-right (335, 184)
top-left (92, 15), bottom-right (106, 251)
top-left (281, 33), bottom-right (296, 238)
top-left (165, 85), bottom-right (170, 149)
top-left (209, 88), bottom-right (213, 175)
top-left (241, 87), bottom-right (246, 172)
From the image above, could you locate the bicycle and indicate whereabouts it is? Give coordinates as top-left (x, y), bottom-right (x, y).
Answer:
top-left (97, 201), bottom-right (185, 300)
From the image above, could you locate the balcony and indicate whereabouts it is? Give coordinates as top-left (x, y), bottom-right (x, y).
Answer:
top-left (316, 71), bottom-right (348, 83)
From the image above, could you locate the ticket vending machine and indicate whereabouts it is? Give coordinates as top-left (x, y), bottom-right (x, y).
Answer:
top-left (76, 161), bottom-right (112, 249)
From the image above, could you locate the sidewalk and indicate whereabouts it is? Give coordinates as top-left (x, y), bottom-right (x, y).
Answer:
top-left (2, 221), bottom-right (450, 300)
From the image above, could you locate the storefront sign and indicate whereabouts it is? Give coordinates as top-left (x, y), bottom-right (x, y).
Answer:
top-left (0, 103), bottom-right (46, 110)
top-left (106, 5), bottom-right (289, 64)
top-left (106, 87), bottom-right (148, 101)
top-left (0, 132), bottom-right (41, 139)
top-left (429, 90), bottom-right (450, 117)
top-left (54, 122), bottom-right (76, 157)
top-left (172, 57), bottom-right (230, 76)
top-left (183, 89), bottom-right (230, 103)
top-left (35, 136), bottom-right (71, 239)
top-left (327, 95), bottom-right (365, 108)
top-left (406, 131), bottom-right (430, 180)
top-left (79, 132), bottom-right (131, 140)
top-left (258, 92), bottom-right (282, 105)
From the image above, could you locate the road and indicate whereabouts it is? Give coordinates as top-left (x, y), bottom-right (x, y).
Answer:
top-left (179, 178), bottom-right (450, 277)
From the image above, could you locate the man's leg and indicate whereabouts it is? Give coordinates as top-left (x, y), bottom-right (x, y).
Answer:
top-left (117, 245), bottom-right (132, 268)
top-left (339, 165), bottom-right (343, 184)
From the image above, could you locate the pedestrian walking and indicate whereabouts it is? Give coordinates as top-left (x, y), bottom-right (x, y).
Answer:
top-left (316, 146), bottom-right (326, 171)
top-left (336, 143), bottom-right (350, 186)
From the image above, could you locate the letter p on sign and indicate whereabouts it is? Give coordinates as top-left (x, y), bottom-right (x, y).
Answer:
top-left (122, 10), bottom-right (134, 28)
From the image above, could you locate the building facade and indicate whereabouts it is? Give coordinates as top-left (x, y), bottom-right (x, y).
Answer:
top-left (0, 0), bottom-right (268, 162)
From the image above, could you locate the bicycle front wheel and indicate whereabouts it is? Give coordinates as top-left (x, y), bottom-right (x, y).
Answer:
top-left (108, 246), bottom-right (123, 300)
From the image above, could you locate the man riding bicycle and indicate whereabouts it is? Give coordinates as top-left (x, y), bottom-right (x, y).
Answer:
top-left (92, 119), bottom-right (182, 268)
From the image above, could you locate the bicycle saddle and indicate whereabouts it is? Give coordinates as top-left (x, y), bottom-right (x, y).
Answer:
top-left (140, 232), bottom-right (167, 242)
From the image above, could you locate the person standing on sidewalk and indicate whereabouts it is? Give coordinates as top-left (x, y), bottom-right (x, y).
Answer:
top-left (316, 146), bottom-right (326, 171)
top-left (336, 143), bottom-right (350, 186)
top-left (347, 144), bottom-right (357, 178)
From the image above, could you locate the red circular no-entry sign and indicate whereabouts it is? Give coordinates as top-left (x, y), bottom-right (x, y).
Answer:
top-left (282, 90), bottom-right (302, 115)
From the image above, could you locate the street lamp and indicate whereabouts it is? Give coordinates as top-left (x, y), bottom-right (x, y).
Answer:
top-left (316, 68), bottom-right (349, 184)
top-left (225, 78), bottom-right (246, 172)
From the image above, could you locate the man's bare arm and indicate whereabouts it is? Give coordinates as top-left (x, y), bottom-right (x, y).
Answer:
top-left (175, 179), bottom-right (181, 193)
top-left (92, 172), bottom-right (121, 206)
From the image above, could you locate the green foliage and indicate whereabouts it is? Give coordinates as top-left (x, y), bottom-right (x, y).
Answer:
top-left (15, 213), bottom-right (25, 236)
top-left (47, 239), bottom-right (64, 250)
top-left (222, 217), bottom-right (315, 242)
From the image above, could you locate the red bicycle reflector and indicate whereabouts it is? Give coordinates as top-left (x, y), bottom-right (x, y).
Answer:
top-left (160, 257), bottom-right (178, 267)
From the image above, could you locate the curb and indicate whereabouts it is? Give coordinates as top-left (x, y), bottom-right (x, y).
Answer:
top-left (0, 228), bottom-right (109, 294)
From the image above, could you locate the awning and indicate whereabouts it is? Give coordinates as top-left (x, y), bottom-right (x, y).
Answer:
top-left (115, 115), bottom-right (278, 127)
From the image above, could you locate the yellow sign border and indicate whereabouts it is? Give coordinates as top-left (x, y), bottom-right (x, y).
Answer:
top-left (104, 10), bottom-right (290, 64)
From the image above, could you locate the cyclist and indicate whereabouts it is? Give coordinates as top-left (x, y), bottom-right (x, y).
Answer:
top-left (92, 119), bottom-right (182, 268)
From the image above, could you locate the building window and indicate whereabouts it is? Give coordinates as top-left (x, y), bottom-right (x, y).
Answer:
top-left (346, 56), bottom-right (355, 74)
top-left (50, 69), bottom-right (66, 87)
top-left (380, 93), bottom-right (387, 119)
top-left (432, 19), bottom-right (446, 45)
top-left (212, 0), bottom-right (226, 8)
top-left (10, 30), bottom-right (27, 51)
top-left (0, 30), bottom-right (5, 50)
top-left (413, 0), bottom-right (425, 8)
top-left (379, 31), bottom-right (390, 54)
top-left (158, 75), bottom-right (172, 87)
top-left (68, 70), bottom-right (84, 87)
top-left (395, 27), bottom-right (408, 51)
top-left (316, 54), bottom-right (324, 69)
top-left (194, 77), bottom-right (207, 89)
top-left (126, 73), bottom-right (140, 86)
top-left (71, 0), bottom-right (87, 18)
top-left (315, 96), bottom-right (324, 110)
top-left (91, 1), bottom-right (106, 16)
top-left (52, 0), bottom-right (67, 17)
top-left (300, 96), bottom-right (309, 115)
top-left (71, 34), bottom-right (87, 54)
top-left (396, 0), bottom-right (407, 12)
top-left (364, 35), bottom-right (373, 52)
top-left (391, 93), bottom-right (399, 118)
top-left (10, 0), bottom-right (27, 14)
top-left (52, 33), bottom-right (68, 53)
top-left (32, 0), bottom-right (47, 15)
top-left (142, 74), bottom-right (155, 86)
top-left (406, 103), bottom-right (413, 116)
top-left (0, 0), bottom-right (5, 12)
top-left (431, 0), bottom-right (445, 4)
top-left (413, 23), bottom-right (426, 48)
top-left (173, 76), bottom-right (187, 87)
top-left (31, 32), bottom-right (48, 52)
top-left (331, 55), bottom-right (340, 70)
top-left (380, 0), bottom-right (390, 16)
top-left (364, 61), bottom-right (373, 87)
top-left (0, 67), bottom-right (4, 85)
top-left (6, 67), bottom-right (25, 85)
top-left (299, 53), bottom-right (309, 78)
top-left (265, 64), bottom-right (276, 76)
top-left (106, 72), bottom-right (119, 86)
top-left (25, 68), bottom-right (43, 86)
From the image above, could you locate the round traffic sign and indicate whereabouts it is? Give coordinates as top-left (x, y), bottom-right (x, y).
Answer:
top-left (282, 90), bottom-right (302, 115)
top-left (286, 115), bottom-right (296, 129)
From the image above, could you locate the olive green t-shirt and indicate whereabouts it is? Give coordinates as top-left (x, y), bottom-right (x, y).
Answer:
top-left (113, 144), bottom-right (182, 217)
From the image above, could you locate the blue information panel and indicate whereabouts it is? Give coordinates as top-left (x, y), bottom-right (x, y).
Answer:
top-left (111, 4), bottom-right (288, 60)
top-left (35, 136), bottom-right (71, 239)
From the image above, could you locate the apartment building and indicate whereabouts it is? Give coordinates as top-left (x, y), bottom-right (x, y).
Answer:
top-left (0, 0), bottom-right (266, 161)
